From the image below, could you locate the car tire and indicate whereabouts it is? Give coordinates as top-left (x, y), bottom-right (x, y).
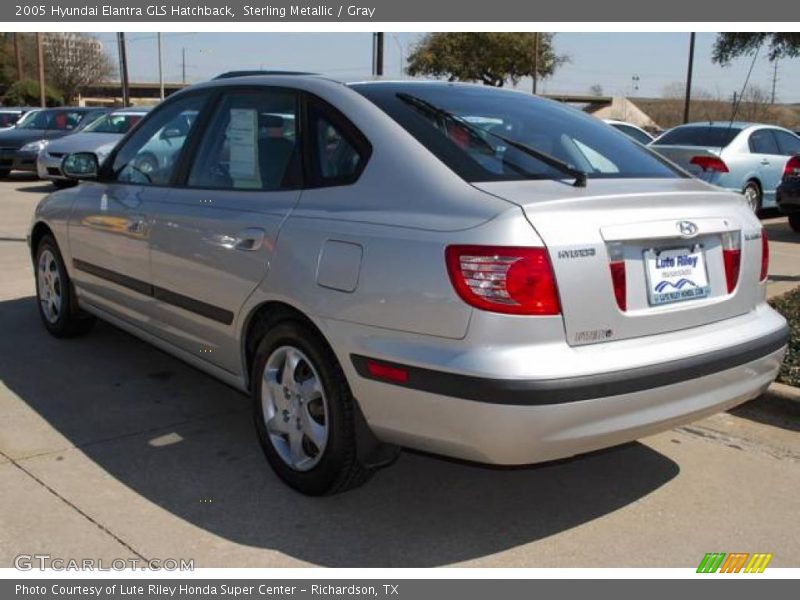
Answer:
top-left (251, 320), bottom-right (374, 495)
top-left (789, 214), bottom-right (800, 233)
top-left (743, 181), bottom-right (763, 214)
top-left (34, 234), bottom-right (96, 338)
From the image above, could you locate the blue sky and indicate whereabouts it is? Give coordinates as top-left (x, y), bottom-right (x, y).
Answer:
top-left (92, 32), bottom-right (800, 103)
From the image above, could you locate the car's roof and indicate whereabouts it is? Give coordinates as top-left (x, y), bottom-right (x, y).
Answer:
top-left (672, 121), bottom-right (765, 129)
top-left (109, 107), bottom-right (151, 115)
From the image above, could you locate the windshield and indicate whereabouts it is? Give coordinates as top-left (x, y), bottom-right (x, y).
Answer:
top-left (655, 126), bottom-right (743, 148)
top-left (18, 109), bottom-right (88, 131)
top-left (353, 83), bottom-right (682, 183)
top-left (85, 113), bottom-right (145, 134)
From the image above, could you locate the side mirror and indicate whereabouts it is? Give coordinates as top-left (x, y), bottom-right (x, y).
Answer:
top-left (62, 152), bottom-right (99, 180)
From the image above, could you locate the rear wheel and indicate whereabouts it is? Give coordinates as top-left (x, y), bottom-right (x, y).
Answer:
top-left (743, 181), bottom-right (763, 214)
top-left (251, 320), bottom-right (373, 495)
top-left (789, 214), bottom-right (800, 232)
top-left (35, 235), bottom-right (95, 337)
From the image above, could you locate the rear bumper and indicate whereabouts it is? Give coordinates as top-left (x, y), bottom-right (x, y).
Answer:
top-left (777, 180), bottom-right (800, 215)
top-left (337, 306), bottom-right (788, 464)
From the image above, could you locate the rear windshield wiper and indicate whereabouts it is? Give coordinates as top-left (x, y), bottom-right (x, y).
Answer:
top-left (396, 92), bottom-right (587, 188)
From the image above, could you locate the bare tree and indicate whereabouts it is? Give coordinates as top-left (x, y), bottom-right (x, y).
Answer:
top-left (589, 83), bottom-right (603, 96)
top-left (42, 33), bottom-right (114, 104)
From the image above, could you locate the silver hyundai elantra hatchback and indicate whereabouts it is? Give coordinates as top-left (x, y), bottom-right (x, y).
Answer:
top-left (28, 74), bottom-right (789, 495)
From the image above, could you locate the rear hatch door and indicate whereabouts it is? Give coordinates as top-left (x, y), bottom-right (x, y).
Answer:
top-left (475, 178), bottom-right (764, 346)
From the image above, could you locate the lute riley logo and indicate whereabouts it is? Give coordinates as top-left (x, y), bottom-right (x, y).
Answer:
top-left (696, 552), bottom-right (773, 573)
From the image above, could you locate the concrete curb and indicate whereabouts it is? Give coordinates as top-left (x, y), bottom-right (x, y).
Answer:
top-left (766, 382), bottom-right (800, 404)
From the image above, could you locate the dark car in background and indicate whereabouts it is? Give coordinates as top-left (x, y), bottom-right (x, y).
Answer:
top-left (776, 155), bottom-right (800, 232)
top-left (0, 107), bottom-right (109, 177)
top-left (0, 107), bottom-right (37, 130)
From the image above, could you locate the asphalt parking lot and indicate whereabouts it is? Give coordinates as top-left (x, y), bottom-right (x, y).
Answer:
top-left (1, 173), bottom-right (799, 568)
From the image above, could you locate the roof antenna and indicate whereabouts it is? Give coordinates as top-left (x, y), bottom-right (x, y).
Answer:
top-left (723, 41), bottom-right (762, 151)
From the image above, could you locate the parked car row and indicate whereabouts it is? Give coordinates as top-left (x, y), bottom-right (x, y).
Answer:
top-left (0, 106), bottom-right (149, 186)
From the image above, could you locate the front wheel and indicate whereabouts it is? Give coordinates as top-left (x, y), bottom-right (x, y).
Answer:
top-left (743, 181), bottom-right (763, 214)
top-left (251, 320), bottom-right (374, 495)
top-left (789, 213), bottom-right (800, 232)
top-left (34, 235), bottom-right (95, 337)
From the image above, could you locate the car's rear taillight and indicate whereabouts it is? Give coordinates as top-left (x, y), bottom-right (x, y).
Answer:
top-left (760, 227), bottom-right (769, 282)
top-left (607, 242), bottom-right (626, 311)
top-left (445, 245), bottom-right (561, 315)
top-left (690, 155), bottom-right (729, 173)
top-left (783, 155), bottom-right (800, 179)
top-left (721, 232), bottom-right (741, 293)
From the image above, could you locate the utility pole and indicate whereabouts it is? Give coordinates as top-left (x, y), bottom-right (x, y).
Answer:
top-left (372, 33), bottom-right (384, 76)
top-left (117, 33), bottom-right (130, 107)
top-left (36, 33), bottom-right (45, 107)
top-left (182, 47), bottom-right (186, 84)
top-left (770, 60), bottom-right (778, 104)
top-left (158, 33), bottom-right (165, 100)
top-left (532, 32), bottom-right (540, 94)
top-left (683, 32), bottom-right (696, 124)
top-left (14, 33), bottom-right (23, 81)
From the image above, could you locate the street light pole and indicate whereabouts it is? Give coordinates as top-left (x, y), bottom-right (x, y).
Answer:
top-left (117, 33), bottom-right (130, 107)
top-left (683, 32), bottom-right (696, 124)
top-left (158, 33), bottom-right (165, 100)
top-left (532, 32), bottom-right (540, 94)
top-left (36, 33), bottom-right (45, 107)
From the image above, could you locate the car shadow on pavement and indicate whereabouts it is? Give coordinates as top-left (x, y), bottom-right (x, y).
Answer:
top-left (764, 219), bottom-right (799, 244)
top-left (0, 295), bottom-right (680, 567)
top-left (730, 393), bottom-right (800, 433)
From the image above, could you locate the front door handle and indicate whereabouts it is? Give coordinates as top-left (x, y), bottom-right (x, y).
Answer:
top-left (233, 227), bottom-right (266, 251)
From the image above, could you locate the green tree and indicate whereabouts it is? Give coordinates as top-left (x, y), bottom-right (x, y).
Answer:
top-left (2, 79), bottom-right (63, 107)
top-left (712, 33), bottom-right (800, 64)
top-left (406, 33), bottom-right (567, 87)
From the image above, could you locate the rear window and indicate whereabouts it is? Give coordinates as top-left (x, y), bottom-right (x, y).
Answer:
top-left (353, 83), bottom-right (680, 183)
top-left (656, 126), bottom-right (742, 148)
top-left (0, 112), bottom-right (21, 127)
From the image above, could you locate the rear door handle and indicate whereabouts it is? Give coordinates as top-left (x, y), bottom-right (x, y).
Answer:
top-left (761, 159), bottom-right (771, 165)
top-left (234, 227), bottom-right (266, 251)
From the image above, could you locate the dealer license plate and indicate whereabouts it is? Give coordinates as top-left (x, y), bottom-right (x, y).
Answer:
top-left (644, 246), bottom-right (710, 306)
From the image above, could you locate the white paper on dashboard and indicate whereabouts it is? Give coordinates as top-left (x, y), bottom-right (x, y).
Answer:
top-left (228, 108), bottom-right (258, 180)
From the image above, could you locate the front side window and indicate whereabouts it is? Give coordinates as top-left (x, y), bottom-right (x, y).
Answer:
top-left (749, 129), bottom-right (780, 155)
top-left (110, 94), bottom-right (205, 186)
top-left (188, 90), bottom-right (299, 190)
top-left (353, 83), bottom-right (678, 183)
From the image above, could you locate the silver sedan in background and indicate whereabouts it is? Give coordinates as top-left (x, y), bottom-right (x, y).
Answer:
top-left (37, 107), bottom-right (150, 187)
top-left (651, 122), bottom-right (800, 212)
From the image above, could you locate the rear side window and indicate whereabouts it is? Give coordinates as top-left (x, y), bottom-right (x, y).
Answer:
top-left (749, 129), bottom-right (780, 154)
top-left (306, 98), bottom-right (370, 187)
top-left (656, 126), bottom-right (742, 148)
top-left (773, 130), bottom-right (800, 156)
top-left (611, 123), bottom-right (653, 145)
top-left (110, 94), bottom-right (205, 186)
top-left (188, 89), bottom-right (300, 191)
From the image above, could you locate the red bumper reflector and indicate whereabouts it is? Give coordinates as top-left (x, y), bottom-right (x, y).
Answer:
top-left (366, 360), bottom-right (409, 384)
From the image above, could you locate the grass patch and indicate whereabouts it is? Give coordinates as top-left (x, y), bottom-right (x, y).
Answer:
top-left (769, 287), bottom-right (800, 387)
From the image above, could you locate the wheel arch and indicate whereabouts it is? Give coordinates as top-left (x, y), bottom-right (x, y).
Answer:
top-left (29, 221), bottom-right (56, 262)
